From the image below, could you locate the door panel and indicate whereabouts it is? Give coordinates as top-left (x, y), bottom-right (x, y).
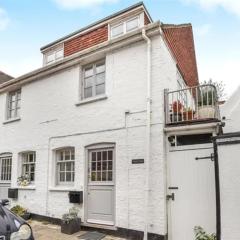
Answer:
top-left (87, 185), bottom-right (114, 225)
top-left (168, 147), bottom-right (216, 240)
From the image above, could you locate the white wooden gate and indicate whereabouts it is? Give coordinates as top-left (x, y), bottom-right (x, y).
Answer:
top-left (167, 144), bottom-right (216, 240)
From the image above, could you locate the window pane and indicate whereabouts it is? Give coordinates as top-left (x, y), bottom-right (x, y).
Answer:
top-left (84, 87), bottom-right (92, 98)
top-left (60, 163), bottom-right (65, 171)
top-left (92, 152), bottom-right (96, 161)
top-left (108, 171), bottom-right (112, 181)
top-left (92, 162), bottom-right (96, 171)
top-left (66, 162), bottom-right (72, 171)
top-left (97, 171), bottom-right (101, 181)
top-left (91, 172), bottom-right (96, 181)
top-left (108, 150), bottom-right (113, 160)
top-left (96, 84), bottom-right (105, 95)
top-left (65, 150), bottom-right (70, 160)
top-left (60, 172), bottom-right (65, 182)
top-left (126, 17), bottom-right (139, 32)
top-left (96, 63), bottom-right (105, 74)
top-left (103, 151), bottom-right (107, 160)
top-left (102, 161), bottom-right (107, 170)
top-left (111, 23), bottom-right (124, 38)
top-left (66, 172), bottom-right (71, 182)
top-left (108, 161), bottom-right (113, 171)
top-left (97, 152), bottom-right (101, 161)
top-left (56, 49), bottom-right (63, 60)
top-left (47, 53), bottom-right (55, 63)
top-left (97, 162), bottom-right (101, 171)
top-left (85, 76), bottom-right (93, 88)
top-left (96, 73), bottom-right (105, 85)
top-left (84, 67), bottom-right (93, 78)
top-left (102, 171), bottom-right (107, 181)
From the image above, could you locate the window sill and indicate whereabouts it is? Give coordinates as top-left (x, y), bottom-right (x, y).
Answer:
top-left (49, 187), bottom-right (76, 192)
top-left (18, 186), bottom-right (36, 190)
top-left (3, 117), bottom-right (21, 124)
top-left (75, 95), bottom-right (107, 106)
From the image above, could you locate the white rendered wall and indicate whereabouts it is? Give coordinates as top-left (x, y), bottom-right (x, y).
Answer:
top-left (0, 34), bottom-right (179, 235)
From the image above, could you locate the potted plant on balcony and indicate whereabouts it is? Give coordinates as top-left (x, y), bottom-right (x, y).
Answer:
top-left (183, 107), bottom-right (194, 121)
top-left (198, 86), bottom-right (217, 119)
top-left (61, 207), bottom-right (81, 235)
top-left (171, 100), bottom-right (183, 122)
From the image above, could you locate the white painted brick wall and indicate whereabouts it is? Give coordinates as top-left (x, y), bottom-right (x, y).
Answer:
top-left (0, 34), bottom-right (179, 236)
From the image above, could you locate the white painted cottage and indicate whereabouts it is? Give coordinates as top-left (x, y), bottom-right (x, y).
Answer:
top-left (0, 2), bottom-right (224, 240)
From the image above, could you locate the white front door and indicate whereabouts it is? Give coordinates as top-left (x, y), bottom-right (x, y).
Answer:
top-left (168, 145), bottom-right (216, 240)
top-left (0, 155), bottom-right (12, 200)
top-left (87, 147), bottom-right (115, 225)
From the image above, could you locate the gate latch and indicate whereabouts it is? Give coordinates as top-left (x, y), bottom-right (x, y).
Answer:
top-left (166, 193), bottom-right (175, 201)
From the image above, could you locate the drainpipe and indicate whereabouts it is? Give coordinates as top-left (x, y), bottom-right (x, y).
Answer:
top-left (142, 28), bottom-right (152, 240)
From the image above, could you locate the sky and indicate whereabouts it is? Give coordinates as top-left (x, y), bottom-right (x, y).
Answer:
top-left (0, 0), bottom-right (240, 98)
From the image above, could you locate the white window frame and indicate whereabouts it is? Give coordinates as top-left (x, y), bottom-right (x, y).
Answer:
top-left (7, 89), bottom-right (21, 120)
top-left (82, 60), bottom-right (106, 99)
top-left (55, 147), bottom-right (75, 186)
top-left (21, 152), bottom-right (36, 183)
top-left (44, 45), bottom-right (64, 66)
top-left (0, 154), bottom-right (12, 183)
top-left (110, 15), bottom-right (140, 39)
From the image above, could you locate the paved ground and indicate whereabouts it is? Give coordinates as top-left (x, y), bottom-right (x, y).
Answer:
top-left (30, 220), bottom-right (126, 240)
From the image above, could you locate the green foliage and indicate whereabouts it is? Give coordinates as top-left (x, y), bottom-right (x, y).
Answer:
top-left (194, 226), bottom-right (216, 240)
top-left (62, 207), bottom-right (79, 224)
top-left (10, 205), bottom-right (27, 216)
top-left (198, 85), bottom-right (217, 106)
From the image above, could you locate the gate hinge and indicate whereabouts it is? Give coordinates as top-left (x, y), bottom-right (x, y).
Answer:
top-left (195, 153), bottom-right (215, 161)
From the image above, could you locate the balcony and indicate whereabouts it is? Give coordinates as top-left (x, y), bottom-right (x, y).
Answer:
top-left (164, 85), bottom-right (221, 126)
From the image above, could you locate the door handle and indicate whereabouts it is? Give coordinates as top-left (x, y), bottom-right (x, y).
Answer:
top-left (167, 193), bottom-right (175, 201)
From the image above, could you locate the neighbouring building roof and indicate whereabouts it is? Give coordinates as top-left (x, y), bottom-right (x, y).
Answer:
top-left (162, 23), bottom-right (199, 87)
top-left (0, 71), bottom-right (13, 84)
top-left (40, 1), bottom-right (153, 52)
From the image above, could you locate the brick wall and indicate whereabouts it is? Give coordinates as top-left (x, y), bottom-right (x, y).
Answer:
top-left (64, 25), bottom-right (108, 57)
top-left (144, 12), bottom-right (151, 25)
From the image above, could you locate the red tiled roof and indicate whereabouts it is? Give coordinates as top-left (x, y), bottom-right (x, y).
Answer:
top-left (0, 71), bottom-right (13, 84)
top-left (162, 23), bottom-right (199, 87)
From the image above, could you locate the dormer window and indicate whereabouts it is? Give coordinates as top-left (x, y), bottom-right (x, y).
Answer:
top-left (43, 44), bottom-right (64, 66)
top-left (110, 15), bottom-right (140, 39)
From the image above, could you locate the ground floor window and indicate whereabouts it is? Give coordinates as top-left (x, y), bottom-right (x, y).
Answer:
top-left (21, 152), bottom-right (36, 182)
top-left (0, 155), bottom-right (12, 181)
top-left (56, 147), bottom-right (75, 185)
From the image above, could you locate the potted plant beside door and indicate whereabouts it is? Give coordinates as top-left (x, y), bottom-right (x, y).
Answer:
top-left (61, 207), bottom-right (81, 235)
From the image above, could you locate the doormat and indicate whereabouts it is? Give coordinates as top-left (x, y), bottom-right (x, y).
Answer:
top-left (78, 231), bottom-right (106, 240)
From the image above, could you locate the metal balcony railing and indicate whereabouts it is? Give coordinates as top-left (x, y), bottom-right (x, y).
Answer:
top-left (164, 84), bottom-right (221, 125)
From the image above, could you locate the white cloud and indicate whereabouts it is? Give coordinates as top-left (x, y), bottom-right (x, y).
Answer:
top-left (182, 0), bottom-right (240, 16)
top-left (53, 0), bottom-right (118, 10)
top-left (198, 58), bottom-right (240, 99)
top-left (194, 24), bottom-right (211, 37)
top-left (0, 8), bottom-right (9, 31)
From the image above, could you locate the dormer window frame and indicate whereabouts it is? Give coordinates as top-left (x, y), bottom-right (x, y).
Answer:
top-left (43, 43), bottom-right (64, 66)
top-left (110, 14), bottom-right (141, 40)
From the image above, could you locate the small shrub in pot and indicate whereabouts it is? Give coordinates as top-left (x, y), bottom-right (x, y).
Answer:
top-left (10, 205), bottom-right (31, 220)
top-left (61, 207), bottom-right (81, 235)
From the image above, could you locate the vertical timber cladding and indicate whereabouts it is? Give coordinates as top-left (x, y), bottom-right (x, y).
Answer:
top-left (64, 25), bottom-right (108, 57)
top-left (167, 133), bottom-right (216, 240)
top-left (215, 133), bottom-right (240, 240)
